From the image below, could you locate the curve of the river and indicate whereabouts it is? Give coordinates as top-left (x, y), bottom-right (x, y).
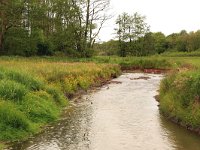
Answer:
top-left (7, 73), bottom-right (200, 150)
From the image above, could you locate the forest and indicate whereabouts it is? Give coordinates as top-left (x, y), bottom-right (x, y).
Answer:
top-left (0, 0), bottom-right (111, 57)
top-left (1, 0), bottom-right (200, 58)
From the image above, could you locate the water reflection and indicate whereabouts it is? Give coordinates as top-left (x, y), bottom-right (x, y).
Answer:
top-left (159, 115), bottom-right (200, 150)
top-left (7, 73), bottom-right (200, 150)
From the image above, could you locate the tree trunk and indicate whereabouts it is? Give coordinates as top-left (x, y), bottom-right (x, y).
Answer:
top-left (0, 32), bottom-right (3, 52)
top-left (0, 7), bottom-right (5, 53)
top-left (84, 0), bottom-right (90, 53)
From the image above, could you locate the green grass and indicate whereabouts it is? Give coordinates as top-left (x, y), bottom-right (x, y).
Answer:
top-left (156, 53), bottom-right (200, 129)
top-left (161, 50), bottom-right (200, 57)
top-left (159, 69), bottom-right (200, 128)
top-left (0, 59), bottom-right (121, 148)
top-left (0, 69), bottom-right (65, 141)
top-left (0, 143), bottom-right (4, 150)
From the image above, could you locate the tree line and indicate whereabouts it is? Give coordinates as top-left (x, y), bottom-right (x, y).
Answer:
top-left (0, 0), bottom-right (110, 57)
top-left (94, 12), bottom-right (200, 56)
top-left (1, 2), bottom-right (200, 58)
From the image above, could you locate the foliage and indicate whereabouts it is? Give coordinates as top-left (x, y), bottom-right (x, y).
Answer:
top-left (166, 30), bottom-right (200, 52)
top-left (115, 12), bottom-right (150, 56)
top-left (93, 40), bottom-right (119, 56)
top-left (0, 0), bottom-right (111, 57)
top-left (113, 17), bottom-right (200, 57)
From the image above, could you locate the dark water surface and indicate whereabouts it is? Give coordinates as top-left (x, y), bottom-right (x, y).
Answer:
top-left (7, 73), bottom-right (200, 150)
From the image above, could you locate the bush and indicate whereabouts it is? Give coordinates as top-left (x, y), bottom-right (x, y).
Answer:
top-left (37, 41), bottom-right (53, 56)
top-left (4, 28), bottom-right (37, 56)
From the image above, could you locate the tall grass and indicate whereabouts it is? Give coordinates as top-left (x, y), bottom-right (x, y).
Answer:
top-left (161, 50), bottom-right (200, 57)
top-left (0, 59), bottom-right (121, 145)
top-left (0, 56), bottom-right (173, 70)
top-left (159, 70), bottom-right (200, 128)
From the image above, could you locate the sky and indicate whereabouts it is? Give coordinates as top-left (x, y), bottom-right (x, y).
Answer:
top-left (98, 0), bottom-right (200, 42)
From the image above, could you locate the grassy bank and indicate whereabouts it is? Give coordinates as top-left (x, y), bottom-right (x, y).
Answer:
top-left (159, 66), bottom-right (200, 132)
top-left (157, 55), bottom-right (200, 133)
top-left (1, 55), bottom-right (200, 146)
top-left (0, 59), bottom-right (120, 147)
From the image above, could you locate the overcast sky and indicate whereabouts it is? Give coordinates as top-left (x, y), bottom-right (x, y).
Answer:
top-left (98, 0), bottom-right (200, 41)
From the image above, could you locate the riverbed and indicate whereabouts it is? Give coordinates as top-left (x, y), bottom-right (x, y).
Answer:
top-left (7, 73), bottom-right (200, 150)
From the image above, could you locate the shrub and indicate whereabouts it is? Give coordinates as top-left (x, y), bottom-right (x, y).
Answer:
top-left (37, 41), bottom-right (53, 56)
top-left (4, 28), bottom-right (37, 56)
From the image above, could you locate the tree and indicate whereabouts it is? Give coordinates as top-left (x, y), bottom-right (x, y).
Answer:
top-left (0, 0), bottom-right (111, 57)
top-left (152, 32), bottom-right (167, 54)
top-left (166, 33), bottom-right (179, 50)
top-left (0, 0), bottom-right (24, 53)
top-left (82, 0), bottom-right (111, 56)
top-left (93, 40), bottom-right (119, 55)
top-left (115, 12), bottom-right (150, 56)
top-left (138, 32), bottom-right (156, 56)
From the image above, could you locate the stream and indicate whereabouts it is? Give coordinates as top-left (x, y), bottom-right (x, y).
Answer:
top-left (8, 73), bottom-right (200, 150)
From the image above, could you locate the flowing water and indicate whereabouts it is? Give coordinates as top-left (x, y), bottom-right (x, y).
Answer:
top-left (8, 73), bottom-right (200, 150)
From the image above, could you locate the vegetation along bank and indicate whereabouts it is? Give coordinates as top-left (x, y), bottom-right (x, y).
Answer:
top-left (1, 56), bottom-right (200, 148)
top-left (0, 59), bottom-right (121, 149)
top-left (159, 69), bottom-right (200, 134)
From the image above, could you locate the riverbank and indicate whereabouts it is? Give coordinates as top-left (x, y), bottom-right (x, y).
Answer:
top-left (159, 68), bottom-right (200, 135)
top-left (1, 56), bottom-right (200, 149)
top-left (113, 56), bottom-right (200, 135)
top-left (9, 73), bottom-right (200, 150)
top-left (0, 59), bottom-right (121, 149)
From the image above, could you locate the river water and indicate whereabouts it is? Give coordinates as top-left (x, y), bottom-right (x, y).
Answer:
top-left (8, 73), bottom-right (200, 150)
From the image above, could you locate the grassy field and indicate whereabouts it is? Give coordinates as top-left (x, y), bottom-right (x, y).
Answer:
top-left (0, 56), bottom-right (175, 69)
top-left (0, 58), bottom-right (121, 147)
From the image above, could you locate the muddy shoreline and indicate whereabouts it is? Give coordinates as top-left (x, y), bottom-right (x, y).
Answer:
top-left (122, 68), bottom-right (170, 74)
